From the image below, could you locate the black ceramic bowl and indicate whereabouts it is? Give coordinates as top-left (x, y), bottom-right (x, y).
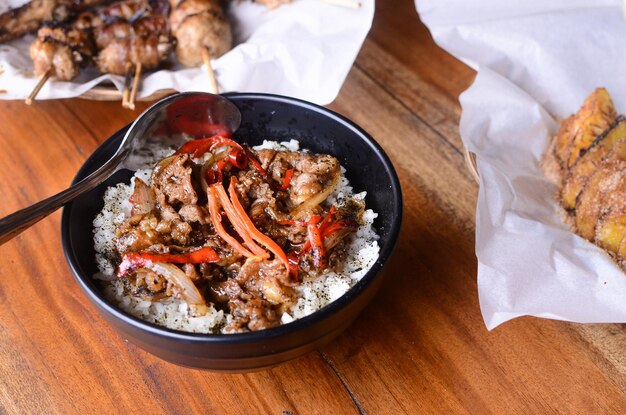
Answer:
top-left (61, 93), bottom-right (402, 371)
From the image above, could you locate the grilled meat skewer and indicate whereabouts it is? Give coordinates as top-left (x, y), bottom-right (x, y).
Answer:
top-left (23, 0), bottom-right (235, 97)
top-left (30, 0), bottom-right (170, 80)
top-left (169, 0), bottom-right (230, 67)
top-left (92, 0), bottom-right (171, 74)
top-left (0, 0), bottom-right (111, 42)
top-left (30, 25), bottom-right (95, 80)
top-left (97, 30), bottom-right (170, 74)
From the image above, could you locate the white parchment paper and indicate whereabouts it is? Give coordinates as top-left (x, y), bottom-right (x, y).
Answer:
top-left (417, 0), bottom-right (626, 329)
top-left (0, 0), bottom-right (373, 104)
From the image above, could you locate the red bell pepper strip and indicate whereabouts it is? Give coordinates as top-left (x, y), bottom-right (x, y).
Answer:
top-left (212, 183), bottom-right (269, 259)
top-left (280, 208), bottom-right (357, 278)
top-left (243, 147), bottom-right (274, 183)
top-left (318, 206), bottom-right (337, 233)
top-left (307, 220), bottom-right (326, 269)
top-left (228, 147), bottom-right (248, 169)
top-left (207, 186), bottom-right (257, 259)
top-left (299, 209), bottom-right (355, 255)
top-left (177, 138), bottom-right (292, 192)
top-left (287, 252), bottom-right (300, 281)
top-left (278, 219), bottom-right (309, 227)
top-left (176, 135), bottom-right (244, 158)
top-left (278, 169), bottom-right (295, 190)
top-left (206, 159), bottom-right (225, 185)
top-left (118, 246), bottom-right (219, 277)
top-left (228, 177), bottom-right (291, 280)
top-left (323, 219), bottom-right (358, 237)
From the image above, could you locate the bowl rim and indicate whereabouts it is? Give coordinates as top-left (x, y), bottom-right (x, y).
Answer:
top-left (61, 92), bottom-right (403, 344)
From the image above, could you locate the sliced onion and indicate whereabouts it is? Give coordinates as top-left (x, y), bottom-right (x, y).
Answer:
top-left (150, 155), bottom-right (178, 194)
top-left (323, 228), bottom-right (353, 251)
top-left (199, 156), bottom-right (213, 191)
top-left (199, 149), bottom-right (230, 190)
top-left (148, 262), bottom-right (205, 305)
top-left (266, 205), bottom-right (288, 222)
top-left (290, 172), bottom-right (340, 220)
top-left (151, 154), bottom-right (177, 179)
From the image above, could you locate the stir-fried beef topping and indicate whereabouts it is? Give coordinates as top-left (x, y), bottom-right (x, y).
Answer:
top-left (112, 136), bottom-right (364, 332)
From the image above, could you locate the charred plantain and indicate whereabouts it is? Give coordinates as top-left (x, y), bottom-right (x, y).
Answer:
top-left (596, 213), bottom-right (626, 258)
top-left (553, 88), bottom-right (616, 173)
top-left (575, 139), bottom-right (626, 241)
top-left (561, 116), bottom-right (626, 210)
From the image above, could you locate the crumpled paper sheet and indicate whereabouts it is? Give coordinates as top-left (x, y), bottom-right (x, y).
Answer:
top-left (417, 0), bottom-right (626, 329)
top-left (0, 0), bottom-right (373, 104)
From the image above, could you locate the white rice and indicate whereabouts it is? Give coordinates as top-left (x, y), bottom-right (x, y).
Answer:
top-left (93, 140), bottom-right (380, 333)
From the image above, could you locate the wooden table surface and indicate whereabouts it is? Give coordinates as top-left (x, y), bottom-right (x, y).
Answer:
top-left (1, 1), bottom-right (625, 413)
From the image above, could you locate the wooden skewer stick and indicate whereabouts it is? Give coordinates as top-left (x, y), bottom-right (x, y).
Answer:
top-left (319, 0), bottom-right (361, 8)
top-left (121, 62), bottom-right (133, 109)
top-left (25, 69), bottom-right (51, 105)
top-left (126, 62), bottom-right (142, 111)
top-left (201, 48), bottom-right (218, 94)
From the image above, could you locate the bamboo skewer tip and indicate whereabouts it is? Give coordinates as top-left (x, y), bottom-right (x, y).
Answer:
top-left (129, 62), bottom-right (143, 110)
top-left (464, 148), bottom-right (479, 184)
top-left (122, 62), bottom-right (142, 110)
top-left (121, 62), bottom-right (133, 109)
top-left (25, 69), bottom-right (51, 105)
top-left (201, 48), bottom-right (219, 95)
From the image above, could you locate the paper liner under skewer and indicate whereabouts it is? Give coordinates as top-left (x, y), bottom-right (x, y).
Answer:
top-left (320, 0), bottom-right (360, 8)
top-left (201, 48), bottom-right (219, 94)
top-left (25, 69), bottom-right (51, 105)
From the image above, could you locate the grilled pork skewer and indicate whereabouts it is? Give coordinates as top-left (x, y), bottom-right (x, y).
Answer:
top-left (26, 24), bottom-right (94, 103)
top-left (95, 16), bottom-right (171, 74)
top-left (27, 0), bottom-right (169, 106)
top-left (75, 0), bottom-right (171, 75)
top-left (30, 24), bottom-right (96, 80)
top-left (94, 8), bottom-right (167, 107)
top-left (0, 0), bottom-right (111, 42)
top-left (169, 0), bottom-right (231, 67)
top-left (29, 0), bottom-right (170, 80)
top-left (25, 0), bottom-right (235, 101)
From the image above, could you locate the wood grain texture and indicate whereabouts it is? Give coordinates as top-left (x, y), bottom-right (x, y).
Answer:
top-left (0, 1), bottom-right (624, 413)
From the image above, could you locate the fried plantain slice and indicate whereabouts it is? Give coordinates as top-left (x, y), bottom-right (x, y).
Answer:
top-left (592, 161), bottom-right (626, 258)
top-left (575, 139), bottom-right (626, 240)
top-left (553, 115), bottom-right (575, 171)
top-left (561, 116), bottom-right (626, 210)
top-left (617, 226), bottom-right (626, 262)
top-left (596, 213), bottom-right (626, 258)
top-left (553, 88), bottom-right (616, 172)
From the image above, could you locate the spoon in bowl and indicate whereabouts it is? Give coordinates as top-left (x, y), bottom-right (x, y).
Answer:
top-left (0, 92), bottom-right (242, 245)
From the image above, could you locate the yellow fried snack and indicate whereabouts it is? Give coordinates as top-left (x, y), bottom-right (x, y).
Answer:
top-left (592, 161), bottom-right (626, 257)
top-left (618, 228), bottom-right (626, 262)
top-left (596, 214), bottom-right (626, 257)
top-left (575, 139), bottom-right (626, 241)
top-left (553, 88), bottom-right (616, 172)
top-left (553, 114), bottom-right (575, 171)
top-left (561, 116), bottom-right (626, 210)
